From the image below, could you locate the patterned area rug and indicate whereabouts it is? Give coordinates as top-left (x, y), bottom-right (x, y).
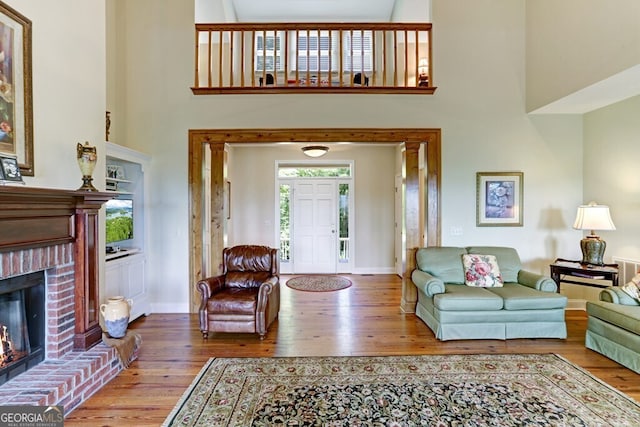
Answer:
top-left (162, 354), bottom-right (640, 426)
top-left (286, 275), bottom-right (352, 292)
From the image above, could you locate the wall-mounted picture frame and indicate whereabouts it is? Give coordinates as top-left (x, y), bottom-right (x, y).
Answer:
top-left (476, 172), bottom-right (523, 227)
top-left (0, 153), bottom-right (23, 182)
top-left (0, 1), bottom-right (33, 176)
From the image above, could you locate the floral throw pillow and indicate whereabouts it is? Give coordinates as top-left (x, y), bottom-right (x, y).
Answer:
top-left (462, 254), bottom-right (503, 287)
top-left (621, 273), bottom-right (640, 303)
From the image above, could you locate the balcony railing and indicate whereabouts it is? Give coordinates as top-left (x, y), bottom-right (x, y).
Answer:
top-left (193, 22), bottom-right (434, 94)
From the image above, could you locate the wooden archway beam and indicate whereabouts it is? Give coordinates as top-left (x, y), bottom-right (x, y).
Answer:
top-left (188, 128), bottom-right (441, 313)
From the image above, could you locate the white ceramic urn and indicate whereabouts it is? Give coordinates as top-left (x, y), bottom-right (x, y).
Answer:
top-left (100, 296), bottom-right (133, 338)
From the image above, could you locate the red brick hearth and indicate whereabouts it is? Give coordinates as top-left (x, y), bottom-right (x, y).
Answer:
top-left (0, 187), bottom-right (127, 414)
top-left (0, 245), bottom-right (122, 413)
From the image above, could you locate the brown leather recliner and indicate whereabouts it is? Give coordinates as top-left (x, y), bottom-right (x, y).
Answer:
top-left (197, 245), bottom-right (280, 339)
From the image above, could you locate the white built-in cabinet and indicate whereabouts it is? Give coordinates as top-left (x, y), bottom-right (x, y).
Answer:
top-left (104, 142), bottom-right (151, 321)
top-left (104, 252), bottom-right (149, 321)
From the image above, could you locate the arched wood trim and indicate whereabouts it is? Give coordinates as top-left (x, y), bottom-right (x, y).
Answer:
top-left (188, 128), bottom-right (441, 313)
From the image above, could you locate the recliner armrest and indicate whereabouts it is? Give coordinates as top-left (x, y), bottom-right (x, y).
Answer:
top-left (411, 269), bottom-right (445, 297)
top-left (257, 276), bottom-right (279, 310)
top-left (600, 287), bottom-right (640, 306)
top-left (518, 270), bottom-right (557, 292)
top-left (196, 275), bottom-right (225, 305)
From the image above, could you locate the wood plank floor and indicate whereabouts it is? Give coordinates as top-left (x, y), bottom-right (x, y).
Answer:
top-left (65, 274), bottom-right (640, 426)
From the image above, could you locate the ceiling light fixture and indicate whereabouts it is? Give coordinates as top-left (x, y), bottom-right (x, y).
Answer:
top-left (301, 145), bottom-right (329, 158)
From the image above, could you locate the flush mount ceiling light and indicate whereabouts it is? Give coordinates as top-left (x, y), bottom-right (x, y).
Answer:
top-left (301, 145), bottom-right (329, 158)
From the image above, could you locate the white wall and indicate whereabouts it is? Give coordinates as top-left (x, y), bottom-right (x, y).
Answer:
top-left (583, 95), bottom-right (640, 262)
top-left (391, 0), bottom-right (431, 22)
top-left (526, 0), bottom-right (640, 112)
top-left (8, 0), bottom-right (106, 190)
top-left (112, 0), bottom-right (589, 313)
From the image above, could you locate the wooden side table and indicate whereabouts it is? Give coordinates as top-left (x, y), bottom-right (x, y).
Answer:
top-left (549, 258), bottom-right (619, 292)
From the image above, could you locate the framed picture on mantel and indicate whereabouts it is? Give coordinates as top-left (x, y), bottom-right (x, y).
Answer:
top-left (0, 1), bottom-right (33, 176)
top-left (476, 171), bottom-right (523, 227)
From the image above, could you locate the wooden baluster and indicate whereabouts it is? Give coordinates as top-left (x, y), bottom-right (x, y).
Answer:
top-left (306, 29), bottom-right (310, 86)
top-left (404, 30), bottom-right (408, 87)
top-left (382, 30), bottom-right (387, 88)
top-left (360, 30), bottom-right (365, 88)
top-left (317, 29), bottom-right (321, 86)
top-left (207, 31), bottom-right (213, 88)
top-left (295, 30), bottom-right (299, 86)
top-left (414, 30), bottom-right (419, 87)
top-left (328, 30), bottom-right (333, 87)
top-left (275, 29), bottom-right (279, 86)
top-left (372, 30), bottom-right (377, 87)
top-left (229, 30), bottom-right (234, 87)
top-left (217, 30), bottom-right (223, 88)
top-left (350, 30), bottom-right (354, 87)
top-left (240, 30), bottom-right (245, 87)
top-left (262, 30), bottom-right (267, 87)
top-left (393, 30), bottom-right (398, 87)
top-left (339, 30), bottom-right (343, 87)
top-left (284, 30), bottom-right (289, 86)
top-left (251, 31), bottom-right (256, 87)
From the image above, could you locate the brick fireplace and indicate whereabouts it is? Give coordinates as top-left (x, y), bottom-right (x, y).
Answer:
top-left (0, 187), bottom-right (124, 413)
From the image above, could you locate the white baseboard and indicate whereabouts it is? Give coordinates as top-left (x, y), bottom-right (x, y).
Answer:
top-left (350, 267), bottom-right (396, 275)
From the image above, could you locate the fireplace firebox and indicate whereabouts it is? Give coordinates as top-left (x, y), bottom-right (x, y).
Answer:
top-left (0, 271), bottom-right (45, 385)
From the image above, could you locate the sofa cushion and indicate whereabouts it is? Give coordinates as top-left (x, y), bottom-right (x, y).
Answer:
top-left (466, 246), bottom-right (521, 283)
top-left (621, 273), bottom-right (640, 303)
top-left (587, 300), bottom-right (640, 336)
top-left (415, 247), bottom-right (467, 284)
top-left (487, 283), bottom-right (567, 310)
top-left (433, 285), bottom-right (503, 311)
top-left (462, 254), bottom-right (503, 287)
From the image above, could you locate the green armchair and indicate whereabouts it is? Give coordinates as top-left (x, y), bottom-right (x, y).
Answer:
top-left (586, 287), bottom-right (640, 373)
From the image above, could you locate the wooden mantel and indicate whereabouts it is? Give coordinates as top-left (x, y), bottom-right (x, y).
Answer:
top-left (0, 186), bottom-right (113, 350)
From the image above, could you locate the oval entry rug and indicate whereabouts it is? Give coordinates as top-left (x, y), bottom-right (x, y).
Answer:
top-left (286, 275), bottom-right (352, 292)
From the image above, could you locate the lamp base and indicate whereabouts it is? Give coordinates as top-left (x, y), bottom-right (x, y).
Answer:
top-left (78, 175), bottom-right (98, 192)
top-left (580, 235), bottom-right (606, 265)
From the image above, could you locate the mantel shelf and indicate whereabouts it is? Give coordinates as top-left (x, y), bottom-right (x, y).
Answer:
top-left (0, 187), bottom-right (113, 252)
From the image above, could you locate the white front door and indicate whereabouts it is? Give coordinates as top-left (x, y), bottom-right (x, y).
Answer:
top-left (292, 179), bottom-right (337, 273)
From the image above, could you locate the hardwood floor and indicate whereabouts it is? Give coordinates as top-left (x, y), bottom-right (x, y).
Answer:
top-left (65, 274), bottom-right (640, 426)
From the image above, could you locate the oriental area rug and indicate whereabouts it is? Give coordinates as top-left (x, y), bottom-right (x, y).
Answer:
top-left (162, 354), bottom-right (640, 427)
top-left (286, 275), bottom-right (352, 292)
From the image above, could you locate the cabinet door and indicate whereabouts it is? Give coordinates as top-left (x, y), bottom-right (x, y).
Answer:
top-left (104, 261), bottom-right (124, 298)
top-left (128, 255), bottom-right (146, 300)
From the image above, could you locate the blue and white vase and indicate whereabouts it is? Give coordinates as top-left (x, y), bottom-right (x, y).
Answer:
top-left (100, 296), bottom-right (132, 338)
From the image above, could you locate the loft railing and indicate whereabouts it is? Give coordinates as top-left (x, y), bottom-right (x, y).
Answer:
top-left (192, 22), bottom-right (434, 94)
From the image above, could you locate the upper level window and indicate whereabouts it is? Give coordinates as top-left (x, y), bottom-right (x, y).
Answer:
top-left (255, 30), bottom-right (373, 73)
top-left (255, 32), bottom-right (282, 71)
top-left (343, 30), bottom-right (373, 72)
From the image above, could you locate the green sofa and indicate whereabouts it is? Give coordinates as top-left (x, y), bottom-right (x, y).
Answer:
top-left (586, 288), bottom-right (640, 374)
top-left (411, 246), bottom-right (568, 341)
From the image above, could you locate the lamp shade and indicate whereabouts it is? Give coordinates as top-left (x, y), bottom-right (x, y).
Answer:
top-left (572, 201), bottom-right (615, 265)
top-left (572, 202), bottom-right (616, 231)
top-left (302, 145), bottom-right (329, 158)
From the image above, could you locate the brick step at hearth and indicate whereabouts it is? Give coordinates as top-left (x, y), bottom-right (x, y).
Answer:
top-left (0, 344), bottom-right (121, 413)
